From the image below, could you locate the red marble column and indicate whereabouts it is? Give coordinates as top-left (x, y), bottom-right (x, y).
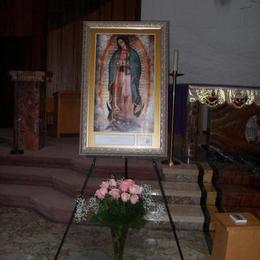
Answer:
top-left (9, 71), bottom-right (47, 151)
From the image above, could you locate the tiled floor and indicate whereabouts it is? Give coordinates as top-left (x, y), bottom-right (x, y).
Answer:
top-left (0, 207), bottom-right (211, 260)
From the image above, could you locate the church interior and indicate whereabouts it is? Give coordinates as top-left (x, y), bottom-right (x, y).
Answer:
top-left (0, 0), bottom-right (259, 259)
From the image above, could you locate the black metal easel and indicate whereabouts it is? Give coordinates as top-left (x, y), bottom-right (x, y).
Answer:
top-left (54, 157), bottom-right (96, 260)
top-left (54, 157), bottom-right (184, 260)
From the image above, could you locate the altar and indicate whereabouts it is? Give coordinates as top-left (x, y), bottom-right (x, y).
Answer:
top-left (174, 84), bottom-right (260, 161)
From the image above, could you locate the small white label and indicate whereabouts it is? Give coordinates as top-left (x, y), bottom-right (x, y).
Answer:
top-left (95, 135), bottom-right (135, 146)
top-left (229, 213), bottom-right (247, 224)
top-left (137, 135), bottom-right (152, 146)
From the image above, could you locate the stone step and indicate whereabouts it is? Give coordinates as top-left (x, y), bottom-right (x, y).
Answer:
top-left (0, 164), bottom-right (150, 193)
top-left (148, 181), bottom-right (201, 205)
top-left (163, 194), bottom-right (200, 205)
top-left (0, 154), bottom-right (160, 180)
top-left (0, 165), bottom-right (103, 197)
top-left (146, 204), bottom-right (205, 231)
top-left (0, 165), bottom-right (201, 205)
top-left (162, 164), bottom-right (199, 183)
top-left (0, 184), bottom-right (74, 223)
top-left (0, 183), bottom-right (204, 230)
top-left (0, 154), bottom-right (74, 170)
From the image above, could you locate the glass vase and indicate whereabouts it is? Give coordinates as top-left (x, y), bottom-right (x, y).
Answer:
top-left (111, 225), bottom-right (128, 260)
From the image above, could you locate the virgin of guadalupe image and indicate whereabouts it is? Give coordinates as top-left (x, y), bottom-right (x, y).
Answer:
top-left (94, 34), bottom-right (154, 133)
top-left (107, 36), bottom-right (144, 131)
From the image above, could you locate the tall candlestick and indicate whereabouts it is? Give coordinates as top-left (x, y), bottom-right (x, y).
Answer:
top-left (173, 49), bottom-right (179, 72)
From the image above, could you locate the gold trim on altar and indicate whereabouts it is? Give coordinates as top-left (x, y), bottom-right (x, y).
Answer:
top-left (188, 85), bottom-right (260, 108)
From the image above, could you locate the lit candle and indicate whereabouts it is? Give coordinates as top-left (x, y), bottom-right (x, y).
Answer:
top-left (173, 49), bottom-right (179, 72)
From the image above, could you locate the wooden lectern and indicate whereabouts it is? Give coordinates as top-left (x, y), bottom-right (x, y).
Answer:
top-left (211, 212), bottom-right (260, 260)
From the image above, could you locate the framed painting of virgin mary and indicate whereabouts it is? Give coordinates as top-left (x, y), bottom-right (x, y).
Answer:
top-left (79, 21), bottom-right (169, 157)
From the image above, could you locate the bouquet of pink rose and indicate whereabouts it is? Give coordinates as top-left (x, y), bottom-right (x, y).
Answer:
top-left (75, 177), bottom-right (165, 260)
top-left (93, 178), bottom-right (145, 228)
top-left (75, 178), bottom-right (148, 228)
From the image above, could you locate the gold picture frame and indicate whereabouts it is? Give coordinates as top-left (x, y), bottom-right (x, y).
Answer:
top-left (79, 21), bottom-right (168, 157)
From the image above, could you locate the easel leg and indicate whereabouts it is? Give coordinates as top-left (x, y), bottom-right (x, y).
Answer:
top-left (124, 157), bottom-right (128, 179)
top-left (151, 158), bottom-right (184, 260)
top-left (54, 157), bottom-right (97, 260)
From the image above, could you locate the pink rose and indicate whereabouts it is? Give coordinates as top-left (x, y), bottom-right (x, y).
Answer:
top-left (109, 178), bottom-right (117, 188)
top-left (95, 187), bottom-right (108, 200)
top-left (100, 187), bottom-right (108, 196)
top-left (129, 184), bottom-right (143, 195)
top-left (124, 179), bottom-right (135, 185)
top-left (119, 182), bottom-right (129, 192)
top-left (109, 188), bottom-right (121, 200)
top-left (130, 194), bottom-right (139, 204)
top-left (95, 189), bottom-right (105, 200)
top-left (121, 192), bottom-right (130, 202)
top-left (100, 181), bottom-right (109, 189)
top-left (119, 179), bottom-right (135, 192)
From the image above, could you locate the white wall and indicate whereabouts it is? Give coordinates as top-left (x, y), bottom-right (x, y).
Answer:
top-left (141, 0), bottom-right (260, 86)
